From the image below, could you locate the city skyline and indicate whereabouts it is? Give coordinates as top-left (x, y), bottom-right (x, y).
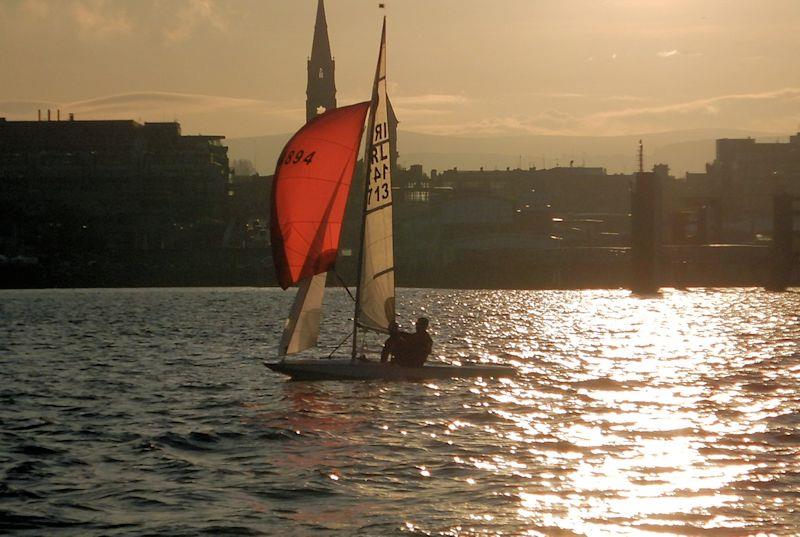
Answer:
top-left (1, 0), bottom-right (799, 139)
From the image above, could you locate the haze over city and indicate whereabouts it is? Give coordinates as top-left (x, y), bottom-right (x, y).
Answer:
top-left (2, 0), bottom-right (799, 142)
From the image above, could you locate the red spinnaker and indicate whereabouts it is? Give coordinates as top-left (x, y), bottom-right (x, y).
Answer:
top-left (271, 102), bottom-right (370, 289)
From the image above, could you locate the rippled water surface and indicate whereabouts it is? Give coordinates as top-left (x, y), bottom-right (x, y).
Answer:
top-left (2, 287), bottom-right (800, 536)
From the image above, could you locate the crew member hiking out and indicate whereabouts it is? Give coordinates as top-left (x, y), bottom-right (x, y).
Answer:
top-left (386, 317), bottom-right (432, 368)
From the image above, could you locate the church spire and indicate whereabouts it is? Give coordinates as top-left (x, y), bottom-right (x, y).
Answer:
top-left (307, 0), bottom-right (336, 122)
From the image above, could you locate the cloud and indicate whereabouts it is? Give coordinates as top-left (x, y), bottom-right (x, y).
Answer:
top-left (0, 91), bottom-right (307, 137)
top-left (4, 0), bottom-right (132, 38)
top-left (0, 92), bottom-right (300, 121)
top-left (71, 92), bottom-right (304, 121)
top-left (589, 87), bottom-right (800, 120)
top-left (529, 109), bottom-right (580, 133)
top-left (575, 87), bottom-right (800, 135)
top-left (390, 93), bottom-right (469, 121)
top-left (393, 94), bottom-right (470, 106)
top-left (71, 1), bottom-right (132, 38)
top-left (392, 108), bottom-right (454, 120)
top-left (19, 0), bottom-right (50, 18)
top-left (410, 112), bottom-right (575, 137)
top-left (602, 95), bottom-right (649, 103)
top-left (69, 92), bottom-right (261, 112)
top-left (5, 88), bottom-right (798, 140)
top-left (410, 87), bottom-right (800, 137)
top-left (656, 49), bottom-right (705, 59)
top-left (4, 0), bottom-right (227, 41)
top-left (523, 92), bottom-right (586, 99)
top-left (163, 0), bottom-right (228, 42)
top-left (506, 92), bottom-right (647, 103)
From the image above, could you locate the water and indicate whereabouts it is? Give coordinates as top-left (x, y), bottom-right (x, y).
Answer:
top-left (1, 287), bottom-right (799, 536)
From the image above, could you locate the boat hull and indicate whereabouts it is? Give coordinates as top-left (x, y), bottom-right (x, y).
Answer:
top-left (265, 358), bottom-right (516, 381)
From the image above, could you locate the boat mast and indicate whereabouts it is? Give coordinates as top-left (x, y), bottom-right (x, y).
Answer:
top-left (351, 17), bottom-right (386, 361)
top-left (349, 130), bottom-right (372, 361)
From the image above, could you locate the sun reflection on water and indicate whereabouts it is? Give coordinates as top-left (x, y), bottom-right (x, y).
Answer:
top-left (424, 288), bottom-right (800, 535)
top-left (242, 288), bottom-right (800, 535)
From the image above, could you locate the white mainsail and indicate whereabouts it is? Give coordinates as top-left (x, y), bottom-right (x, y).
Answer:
top-left (278, 272), bottom-right (327, 356)
top-left (355, 19), bottom-right (395, 334)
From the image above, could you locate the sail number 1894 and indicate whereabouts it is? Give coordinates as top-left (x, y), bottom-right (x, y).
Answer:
top-left (282, 149), bottom-right (316, 165)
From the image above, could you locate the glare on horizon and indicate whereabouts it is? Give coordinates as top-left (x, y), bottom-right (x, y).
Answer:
top-left (1, 0), bottom-right (798, 140)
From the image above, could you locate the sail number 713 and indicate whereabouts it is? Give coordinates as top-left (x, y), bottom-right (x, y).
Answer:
top-left (367, 182), bottom-right (390, 204)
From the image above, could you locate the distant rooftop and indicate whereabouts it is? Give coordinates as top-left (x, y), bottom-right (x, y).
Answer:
top-left (0, 117), bottom-right (225, 148)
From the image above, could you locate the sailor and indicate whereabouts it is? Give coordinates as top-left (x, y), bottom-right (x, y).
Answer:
top-left (380, 321), bottom-right (407, 363)
top-left (396, 317), bottom-right (433, 368)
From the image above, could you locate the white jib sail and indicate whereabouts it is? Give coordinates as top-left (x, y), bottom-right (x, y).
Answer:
top-left (279, 272), bottom-right (327, 356)
top-left (357, 20), bottom-right (395, 332)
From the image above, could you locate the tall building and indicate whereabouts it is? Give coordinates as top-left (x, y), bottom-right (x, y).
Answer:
top-left (0, 117), bottom-right (230, 251)
top-left (713, 134), bottom-right (800, 180)
top-left (306, 0), bottom-right (336, 122)
top-left (709, 133), bottom-right (799, 239)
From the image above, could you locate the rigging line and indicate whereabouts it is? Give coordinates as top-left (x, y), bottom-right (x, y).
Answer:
top-left (332, 270), bottom-right (356, 302)
top-left (326, 331), bottom-right (352, 359)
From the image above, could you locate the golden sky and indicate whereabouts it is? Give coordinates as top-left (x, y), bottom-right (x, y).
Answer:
top-left (1, 0), bottom-right (799, 138)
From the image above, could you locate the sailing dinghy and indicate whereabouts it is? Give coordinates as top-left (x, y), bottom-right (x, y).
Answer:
top-left (265, 20), bottom-right (515, 381)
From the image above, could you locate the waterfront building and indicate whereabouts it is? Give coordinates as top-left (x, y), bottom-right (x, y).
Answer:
top-left (0, 117), bottom-right (230, 251)
top-left (673, 133), bottom-right (800, 242)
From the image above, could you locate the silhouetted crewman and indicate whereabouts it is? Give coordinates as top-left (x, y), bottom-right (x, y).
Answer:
top-left (381, 321), bottom-right (406, 363)
top-left (395, 317), bottom-right (432, 368)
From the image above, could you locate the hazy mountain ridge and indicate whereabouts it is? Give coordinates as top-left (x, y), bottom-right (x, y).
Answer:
top-left (226, 128), bottom-right (783, 178)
